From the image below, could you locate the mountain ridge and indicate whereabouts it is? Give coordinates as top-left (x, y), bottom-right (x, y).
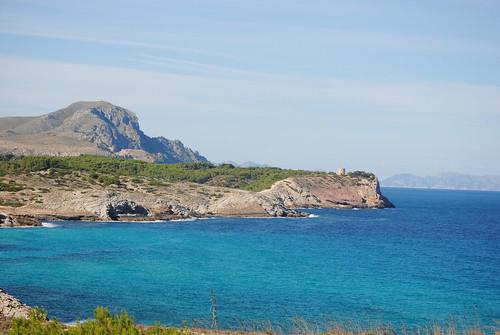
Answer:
top-left (0, 101), bottom-right (207, 164)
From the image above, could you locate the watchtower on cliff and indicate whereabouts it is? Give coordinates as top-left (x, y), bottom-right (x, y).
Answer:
top-left (336, 167), bottom-right (346, 176)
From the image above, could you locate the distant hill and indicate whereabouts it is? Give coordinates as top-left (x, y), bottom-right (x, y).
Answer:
top-left (382, 172), bottom-right (500, 191)
top-left (0, 101), bottom-right (207, 163)
top-left (222, 160), bottom-right (269, 168)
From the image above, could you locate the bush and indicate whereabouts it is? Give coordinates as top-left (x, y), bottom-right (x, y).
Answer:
top-left (347, 170), bottom-right (376, 180)
top-left (0, 199), bottom-right (24, 207)
top-left (68, 306), bottom-right (140, 335)
top-left (0, 180), bottom-right (24, 192)
top-left (7, 307), bottom-right (191, 335)
top-left (8, 307), bottom-right (65, 335)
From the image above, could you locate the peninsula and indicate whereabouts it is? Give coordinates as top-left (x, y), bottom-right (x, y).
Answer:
top-left (0, 102), bottom-right (394, 227)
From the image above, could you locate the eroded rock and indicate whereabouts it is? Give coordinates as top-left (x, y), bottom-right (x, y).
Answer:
top-left (102, 199), bottom-right (150, 220)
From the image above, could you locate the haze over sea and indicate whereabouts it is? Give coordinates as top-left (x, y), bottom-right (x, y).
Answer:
top-left (1, 188), bottom-right (499, 329)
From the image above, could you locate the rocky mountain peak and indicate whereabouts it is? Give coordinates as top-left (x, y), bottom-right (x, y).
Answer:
top-left (0, 101), bottom-right (208, 164)
top-left (54, 101), bottom-right (146, 152)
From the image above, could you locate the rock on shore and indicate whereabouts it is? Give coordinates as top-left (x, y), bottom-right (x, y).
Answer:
top-left (0, 289), bottom-right (31, 319)
top-left (0, 213), bottom-right (41, 228)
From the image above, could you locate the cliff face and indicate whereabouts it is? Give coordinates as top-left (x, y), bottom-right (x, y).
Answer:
top-left (0, 101), bottom-right (207, 164)
top-left (208, 175), bottom-right (393, 217)
top-left (260, 175), bottom-right (393, 209)
top-left (0, 173), bottom-right (393, 226)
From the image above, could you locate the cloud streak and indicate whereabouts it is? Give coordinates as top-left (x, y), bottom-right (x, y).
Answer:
top-left (0, 29), bottom-right (238, 60)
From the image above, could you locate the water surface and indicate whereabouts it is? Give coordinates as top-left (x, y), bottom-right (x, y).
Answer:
top-left (1, 188), bottom-right (499, 329)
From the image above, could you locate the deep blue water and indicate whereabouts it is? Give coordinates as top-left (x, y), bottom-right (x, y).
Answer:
top-left (1, 188), bottom-right (499, 330)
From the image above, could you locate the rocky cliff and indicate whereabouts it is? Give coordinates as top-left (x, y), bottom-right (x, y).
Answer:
top-left (0, 101), bottom-right (207, 164)
top-left (261, 175), bottom-right (392, 209)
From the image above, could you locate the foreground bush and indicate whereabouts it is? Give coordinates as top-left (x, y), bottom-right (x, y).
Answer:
top-left (7, 307), bottom-right (188, 335)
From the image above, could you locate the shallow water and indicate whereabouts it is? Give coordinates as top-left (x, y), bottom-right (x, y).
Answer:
top-left (1, 188), bottom-right (499, 329)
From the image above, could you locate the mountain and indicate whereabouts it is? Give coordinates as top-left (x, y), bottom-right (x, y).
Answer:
top-left (382, 172), bottom-right (500, 191)
top-left (0, 101), bottom-right (207, 163)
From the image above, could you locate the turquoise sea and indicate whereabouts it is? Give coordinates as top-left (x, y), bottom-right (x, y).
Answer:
top-left (1, 188), bottom-right (499, 330)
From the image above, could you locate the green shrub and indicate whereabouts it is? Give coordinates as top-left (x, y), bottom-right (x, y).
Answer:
top-left (0, 180), bottom-right (24, 192)
top-left (8, 307), bottom-right (65, 335)
top-left (67, 307), bottom-right (140, 335)
top-left (0, 199), bottom-right (24, 207)
top-left (7, 307), bottom-right (190, 335)
top-left (347, 170), bottom-right (376, 180)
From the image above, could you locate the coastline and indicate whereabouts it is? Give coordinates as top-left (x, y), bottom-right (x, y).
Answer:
top-left (1, 173), bottom-right (394, 228)
top-left (4, 212), bottom-right (323, 229)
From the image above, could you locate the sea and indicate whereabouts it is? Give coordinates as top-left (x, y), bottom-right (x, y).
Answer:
top-left (1, 188), bottom-right (499, 331)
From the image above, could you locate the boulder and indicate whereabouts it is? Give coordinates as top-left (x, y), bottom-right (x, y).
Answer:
top-left (0, 213), bottom-right (40, 227)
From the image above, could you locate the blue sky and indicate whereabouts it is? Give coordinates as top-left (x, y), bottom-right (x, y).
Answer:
top-left (1, 0), bottom-right (499, 178)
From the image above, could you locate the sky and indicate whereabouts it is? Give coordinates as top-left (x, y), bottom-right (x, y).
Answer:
top-left (0, 0), bottom-right (499, 178)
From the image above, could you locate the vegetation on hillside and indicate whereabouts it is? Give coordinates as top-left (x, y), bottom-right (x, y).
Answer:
top-left (0, 179), bottom-right (24, 192)
top-left (0, 155), bottom-right (325, 192)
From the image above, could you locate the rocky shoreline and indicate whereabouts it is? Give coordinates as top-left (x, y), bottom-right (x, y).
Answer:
top-left (0, 289), bottom-right (31, 320)
top-left (0, 174), bottom-right (393, 228)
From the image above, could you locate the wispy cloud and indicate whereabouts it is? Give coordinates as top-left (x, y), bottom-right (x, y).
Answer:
top-left (125, 53), bottom-right (272, 78)
top-left (0, 29), bottom-right (239, 60)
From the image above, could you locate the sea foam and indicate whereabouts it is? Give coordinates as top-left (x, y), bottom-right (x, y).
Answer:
top-left (41, 222), bottom-right (60, 228)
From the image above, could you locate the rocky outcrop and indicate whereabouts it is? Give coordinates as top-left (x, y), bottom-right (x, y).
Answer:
top-left (208, 175), bottom-right (393, 218)
top-left (102, 199), bottom-right (150, 220)
top-left (261, 175), bottom-right (394, 209)
top-left (0, 288), bottom-right (31, 319)
top-left (0, 213), bottom-right (15, 226)
top-left (0, 212), bottom-right (41, 227)
top-left (0, 101), bottom-right (207, 164)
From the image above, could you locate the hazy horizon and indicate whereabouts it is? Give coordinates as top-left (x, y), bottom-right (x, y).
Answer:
top-left (1, 0), bottom-right (499, 179)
